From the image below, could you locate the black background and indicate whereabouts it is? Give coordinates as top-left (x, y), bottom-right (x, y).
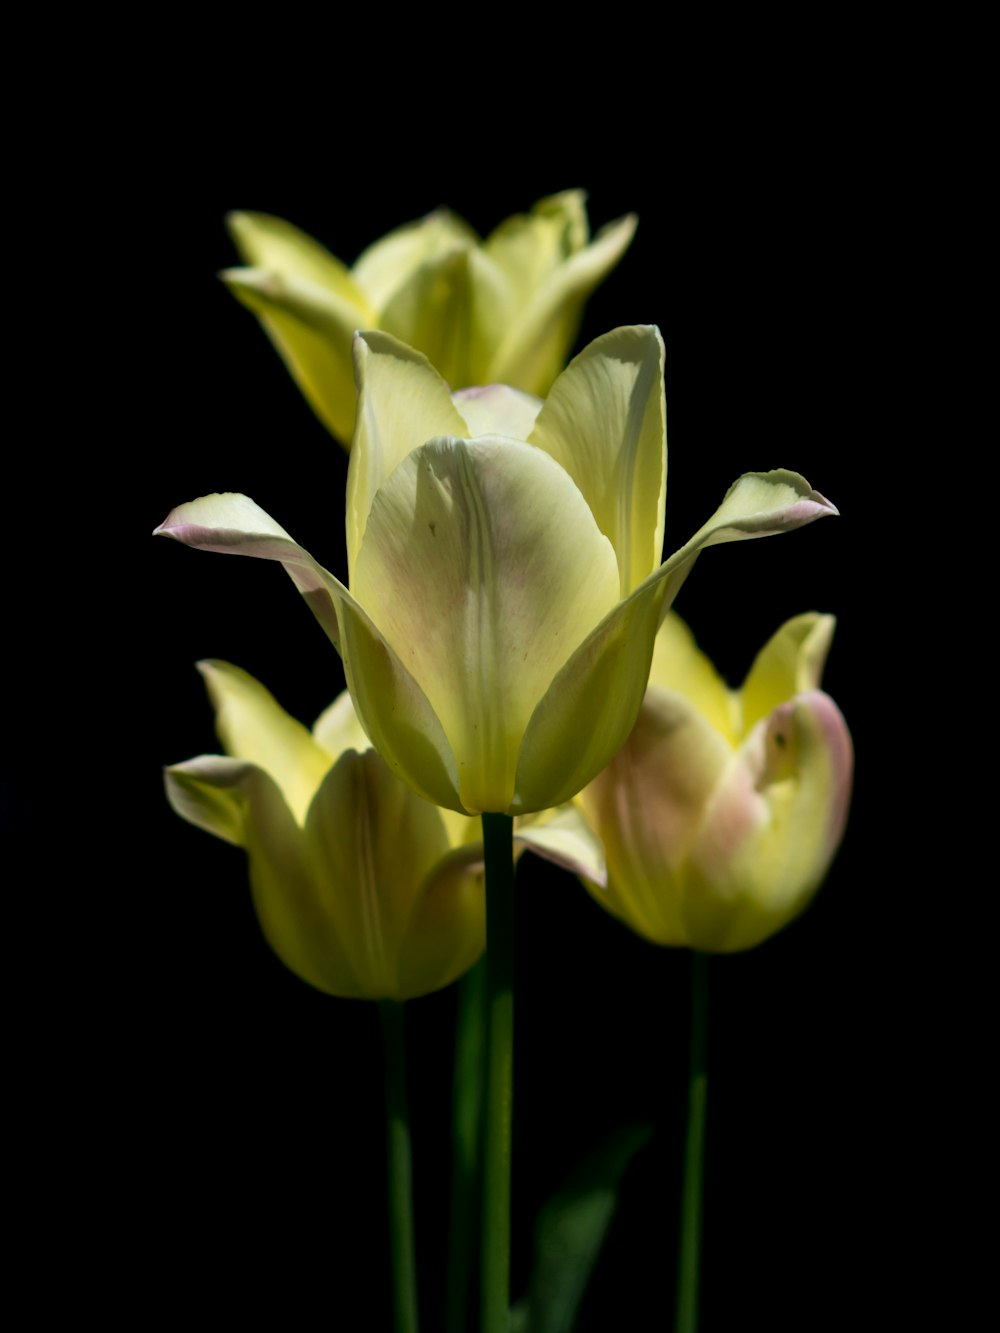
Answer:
top-left (49, 90), bottom-right (924, 1328)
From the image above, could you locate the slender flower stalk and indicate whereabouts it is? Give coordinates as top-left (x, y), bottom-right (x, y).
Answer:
top-left (480, 814), bottom-right (515, 1333)
top-left (447, 958), bottom-right (487, 1333)
top-left (380, 1001), bottom-right (420, 1333)
top-left (675, 952), bottom-right (709, 1333)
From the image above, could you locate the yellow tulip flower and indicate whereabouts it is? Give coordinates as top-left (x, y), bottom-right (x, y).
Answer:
top-left (574, 612), bottom-right (854, 952)
top-left (155, 326), bottom-right (836, 817)
top-left (223, 190), bottom-right (637, 444)
top-left (164, 661), bottom-right (486, 999)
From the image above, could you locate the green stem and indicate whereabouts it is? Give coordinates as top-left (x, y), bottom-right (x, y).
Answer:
top-left (675, 950), bottom-right (709, 1333)
top-left (380, 1000), bottom-right (419, 1333)
top-left (480, 812), bottom-right (515, 1333)
top-left (446, 957), bottom-right (487, 1333)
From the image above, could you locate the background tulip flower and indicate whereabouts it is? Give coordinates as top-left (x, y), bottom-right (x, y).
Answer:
top-left (164, 660), bottom-right (486, 999)
top-left (223, 190), bottom-right (637, 444)
top-left (574, 612), bottom-right (854, 953)
top-left (155, 325), bottom-right (837, 817)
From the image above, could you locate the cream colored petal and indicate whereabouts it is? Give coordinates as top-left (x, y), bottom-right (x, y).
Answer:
top-left (482, 190), bottom-right (590, 304)
top-left (576, 691), bottom-right (733, 944)
top-left (352, 436), bottom-right (620, 814)
top-left (529, 325), bottom-right (666, 594)
top-left (452, 384), bottom-right (543, 440)
top-left (221, 267), bottom-right (370, 445)
top-left (196, 661), bottom-right (331, 825)
top-left (226, 211), bottom-right (372, 311)
top-left (486, 212), bottom-right (638, 397)
top-left (351, 207), bottom-right (479, 310)
top-left (347, 331), bottom-right (469, 576)
top-left (153, 492), bottom-right (344, 649)
top-left (514, 804), bottom-right (608, 886)
top-left (656, 470), bottom-right (838, 627)
top-left (686, 690), bottom-right (853, 952)
top-left (739, 613), bottom-right (836, 736)
top-left (649, 614), bottom-right (738, 745)
top-left (312, 689), bottom-right (372, 760)
top-left (154, 492), bottom-right (464, 811)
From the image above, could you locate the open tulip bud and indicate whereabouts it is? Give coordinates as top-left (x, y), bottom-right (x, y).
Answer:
top-left (223, 190), bottom-right (637, 445)
top-left (156, 326), bottom-right (836, 817)
top-left (164, 663), bottom-right (486, 999)
top-left (575, 613), bottom-right (853, 952)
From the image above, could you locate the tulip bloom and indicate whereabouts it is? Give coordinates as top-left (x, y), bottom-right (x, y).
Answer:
top-left (164, 661), bottom-right (486, 999)
top-left (155, 325), bottom-right (836, 817)
top-left (223, 190), bottom-right (637, 444)
top-left (575, 612), bottom-right (853, 952)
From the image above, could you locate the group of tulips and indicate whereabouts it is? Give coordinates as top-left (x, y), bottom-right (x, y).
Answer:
top-left (157, 191), bottom-right (852, 1332)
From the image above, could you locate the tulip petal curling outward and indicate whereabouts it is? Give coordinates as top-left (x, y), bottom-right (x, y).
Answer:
top-left (164, 662), bottom-right (486, 1000)
top-left (222, 191), bottom-right (638, 445)
top-left (155, 325), bottom-right (837, 817)
top-left (575, 613), bottom-right (854, 953)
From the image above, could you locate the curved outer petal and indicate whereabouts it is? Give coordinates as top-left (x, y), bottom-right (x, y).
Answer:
top-left (220, 267), bottom-right (371, 445)
top-left (351, 207), bottom-right (479, 310)
top-left (195, 661), bottom-right (330, 824)
top-left (684, 690), bottom-right (853, 952)
top-left (164, 756), bottom-right (367, 996)
top-left (739, 613), bottom-right (835, 735)
top-left (575, 691), bottom-right (732, 943)
top-left (512, 470), bottom-right (835, 813)
top-left (304, 749), bottom-right (484, 998)
top-left (164, 754), bottom-right (255, 848)
top-left (352, 436), bottom-right (621, 814)
top-left (226, 211), bottom-right (372, 310)
top-left (165, 746), bottom-right (485, 1000)
top-left (347, 332), bottom-right (469, 577)
top-left (529, 325), bottom-right (666, 595)
top-left (486, 211), bottom-right (638, 397)
top-left (154, 492), bottom-right (464, 811)
top-left (649, 614), bottom-right (737, 743)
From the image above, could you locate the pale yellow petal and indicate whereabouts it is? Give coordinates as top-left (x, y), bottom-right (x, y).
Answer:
top-left (577, 691), bottom-right (732, 943)
top-left (347, 331), bottom-right (469, 576)
top-left (226, 211), bottom-right (372, 312)
top-left (685, 691), bottom-right (853, 951)
top-left (221, 267), bottom-right (370, 444)
top-left (163, 755), bottom-right (253, 847)
top-left (482, 189), bottom-right (589, 304)
top-left (739, 613), bottom-right (836, 736)
top-left (196, 661), bottom-right (331, 824)
top-left (351, 207), bottom-right (478, 310)
top-left (486, 212), bottom-right (638, 396)
top-left (378, 246), bottom-right (476, 389)
top-left (514, 561), bottom-right (671, 814)
top-left (304, 749), bottom-right (457, 998)
top-left (352, 437), bottom-right (620, 814)
top-left (649, 614), bottom-right (737, 744)
top-left (154, 492), bottom-right (463, 811)
top-left (529, 325), bottom-right (666, 594)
